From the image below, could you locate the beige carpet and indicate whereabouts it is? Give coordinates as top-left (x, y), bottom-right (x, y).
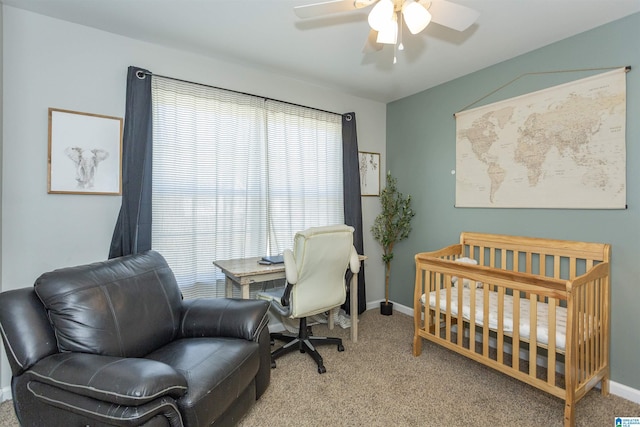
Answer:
top-left (1, 310), bottom-right (639, 426)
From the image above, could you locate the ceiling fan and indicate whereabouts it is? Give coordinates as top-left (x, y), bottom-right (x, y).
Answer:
top-left (294, 0), bottom-right (480, 59)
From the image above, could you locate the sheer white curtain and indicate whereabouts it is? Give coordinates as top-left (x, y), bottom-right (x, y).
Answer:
top-left (151, 77), bottom-right (343, 298)
top-left (266, 101), bottom-right (344, 254)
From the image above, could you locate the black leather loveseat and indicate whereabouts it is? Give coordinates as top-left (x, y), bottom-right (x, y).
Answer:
top-left (0, 250), bottom-right (271, 426)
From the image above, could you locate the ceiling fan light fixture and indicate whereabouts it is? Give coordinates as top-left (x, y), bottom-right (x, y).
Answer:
top-left (368, 0), bottom-right (394, 31)
top-left (402, 0), bottom-right (432, 35)
top-left (376, 12), bottom-right (398, 45)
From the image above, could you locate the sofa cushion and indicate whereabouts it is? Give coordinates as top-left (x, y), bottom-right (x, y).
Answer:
top-left (34, 251), bottom-right (183, 357)
top-left (146, 337), bottom-right (260, 426)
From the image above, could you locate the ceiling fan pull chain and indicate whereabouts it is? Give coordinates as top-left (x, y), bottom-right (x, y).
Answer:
top-left (393, 29), bottom-right (398, 64)
top-left (398, 11), bottom-right (405, 51)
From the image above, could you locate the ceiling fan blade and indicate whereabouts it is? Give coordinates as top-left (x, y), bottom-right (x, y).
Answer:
top-left (294, 0), bottom-right (358, 19)
top-left (420, 0), bottom-right (480, 32)
top-left (362, 29), bottom-right (383, 53)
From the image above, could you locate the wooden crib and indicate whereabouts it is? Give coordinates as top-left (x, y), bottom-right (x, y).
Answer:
top-left (413, 232), bottom-right (611, 427)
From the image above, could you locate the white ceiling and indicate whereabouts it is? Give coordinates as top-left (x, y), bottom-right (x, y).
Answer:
top-left (4, 0), bottom-right (640, 103)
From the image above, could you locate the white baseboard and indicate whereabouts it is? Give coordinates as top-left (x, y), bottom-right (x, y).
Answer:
top-left (610, 381), bottom-right (640, 404)
top-left (1, 386), bottom-right (11, 402)
top-left (385, 299), bottom-right (640, 405)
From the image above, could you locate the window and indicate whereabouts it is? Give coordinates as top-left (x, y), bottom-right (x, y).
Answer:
top-left (151, 77), bottom-right (344, 298)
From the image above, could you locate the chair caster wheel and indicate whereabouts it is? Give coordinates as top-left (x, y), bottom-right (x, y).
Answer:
top-left (271, 360), bottom-right (276, 369)
top-left (337, 344), bottom-right (345, 352)
top-left (318, 365), bottom-right (326, 374)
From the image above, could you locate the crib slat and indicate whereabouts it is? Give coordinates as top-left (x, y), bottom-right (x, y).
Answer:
top-left (585, 283), bottom-right (591, 382)
top-left (586, 282), bottom-right (593, 380)
top-left (539, 253), bottom-right (548, 303)
top-left (595, 280), bottom-right (601, 375)
top-left (497, 287), bottom-right (504, 364)
top-left (434, 272), bottom-right (442, 339)
top-left (457, 280), bottom-right (464, 348)
top-left (445, 280), bottom-right (452, 343)
top-left (525, 251), bottom-right (536, 301)
top-left (548, 296), bottom-right (557, 386)
top-left (490, 247), bottom-right (496, 269)
top-left (483, 286), bottom-right (490, 357)
top-left (529, 295), bottom-right (538, 379)
top-left (596, 278), bottom-right (602, 372)
top-left (579, 284), bottom-right (585, 383)
top-left (595, 278), bottom-right (601, 371)
top-left (593, 279), bottom-right (599, 372)
top-left (470, 280), bottom-right (477, 354)
top-left (512, 291), bottom-right (521, 371)
top-left (588, 281), bottom-right (595, 376)
top-left (424, 271), bottom-right (429, 336)
top-left (430, 271), bottom-right (437, 335)
top-left (583, 284), bottom-right (589, 383)
top-left (501, 249), bottom-right (507, 272)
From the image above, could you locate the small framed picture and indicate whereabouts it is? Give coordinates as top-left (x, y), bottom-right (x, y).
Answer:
top-left (358, 151), bottom-right (380, 196)
top-left (48, 108), bottom-right (123, 195)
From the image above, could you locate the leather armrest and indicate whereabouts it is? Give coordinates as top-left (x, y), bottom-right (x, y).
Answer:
top-left (280, 282), bottom-right (294, 307)
top-left (280, 249), bottom-right (297, 306)
top-left (0, 288), bottom-right (58, 375)
top-left (26, 353), bottom-right (187, 406)
top-left (180, 298), bottom-right (269, 341)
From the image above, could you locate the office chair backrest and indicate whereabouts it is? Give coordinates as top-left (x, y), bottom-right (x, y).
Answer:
top-left (287, 225), bottom-right (355, 318)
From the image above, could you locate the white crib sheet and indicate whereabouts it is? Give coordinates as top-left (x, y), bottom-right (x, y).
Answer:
top-left (421, 287), bottom-right (567, 350)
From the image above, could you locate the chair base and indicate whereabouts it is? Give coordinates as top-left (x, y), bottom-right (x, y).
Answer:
top-left (270, 317), bottom-right (344, 374)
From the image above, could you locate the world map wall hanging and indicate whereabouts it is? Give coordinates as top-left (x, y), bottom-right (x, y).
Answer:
top-left (454, 68), bottom-right (627, 209)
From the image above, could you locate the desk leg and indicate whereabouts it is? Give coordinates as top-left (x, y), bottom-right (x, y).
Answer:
top-left (241, 283), bottom-right (250, 299)
top-left (328, 308), bottom-right (335, 330)
top-left (225, 277), bottom-right (233, 298)
top-left (225, 277), bottom-right (251, 299)
top-left (350, 274), bottom-right (358, 343)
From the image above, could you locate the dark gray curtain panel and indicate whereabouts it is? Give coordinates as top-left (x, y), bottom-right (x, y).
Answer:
top-left (109, 66), bottom-right (153, 258)
top-left (342, 112), bottom-right (366, 315)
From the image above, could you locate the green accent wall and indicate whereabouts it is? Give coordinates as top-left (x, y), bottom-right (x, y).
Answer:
top-left (387, 13), bottom-right (640, 390)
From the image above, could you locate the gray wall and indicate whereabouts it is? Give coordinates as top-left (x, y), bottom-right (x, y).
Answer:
top-left (387, 13), bottom-right (640, 390)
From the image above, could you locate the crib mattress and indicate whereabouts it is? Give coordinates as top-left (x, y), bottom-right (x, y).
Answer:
top-left (421, 287), bottom-right (567, 350)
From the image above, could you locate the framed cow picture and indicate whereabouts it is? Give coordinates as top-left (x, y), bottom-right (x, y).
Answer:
top-left (48, 108), bottom-right (123, 195)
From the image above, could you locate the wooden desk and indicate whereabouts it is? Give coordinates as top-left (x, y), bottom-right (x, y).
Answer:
top-left (213, 256), bottom-right (365, 342)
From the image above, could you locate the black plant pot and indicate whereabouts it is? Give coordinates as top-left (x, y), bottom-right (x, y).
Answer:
top-left (380, 301), bottom-right (393, 316)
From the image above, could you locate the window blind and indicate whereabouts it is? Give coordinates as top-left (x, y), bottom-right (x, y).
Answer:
top-left (151, 77), bottom-right (343, 298)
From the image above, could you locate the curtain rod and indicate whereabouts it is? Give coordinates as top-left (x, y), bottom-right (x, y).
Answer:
top-left (135, 70), bottom-right (344, 118)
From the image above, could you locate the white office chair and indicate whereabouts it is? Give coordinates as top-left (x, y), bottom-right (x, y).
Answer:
top-left (257, 225), bottom-right (361, 374)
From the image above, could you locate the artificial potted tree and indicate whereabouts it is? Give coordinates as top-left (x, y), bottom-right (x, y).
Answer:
top-left (371, 171), bottom-right (416, 316)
